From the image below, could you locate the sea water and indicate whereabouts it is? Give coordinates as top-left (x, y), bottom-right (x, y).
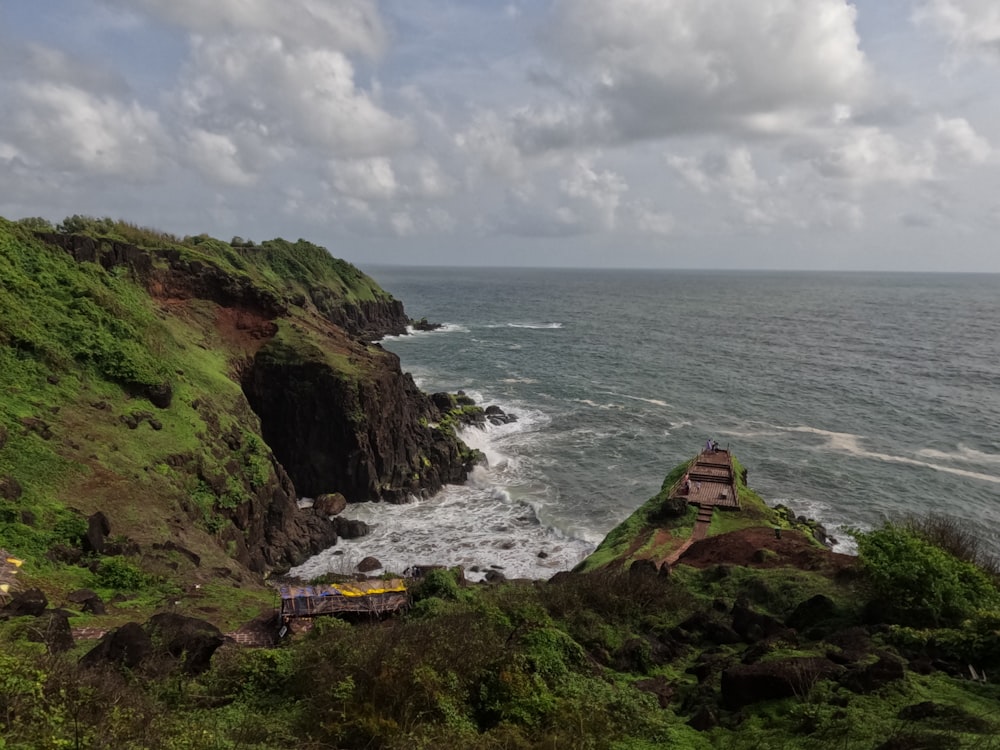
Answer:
top-left (291, 268), bottom-right (1000, 580)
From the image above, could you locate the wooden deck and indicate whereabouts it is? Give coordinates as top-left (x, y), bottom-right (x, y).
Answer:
top-left (671, 449), bottom-right (740, 511)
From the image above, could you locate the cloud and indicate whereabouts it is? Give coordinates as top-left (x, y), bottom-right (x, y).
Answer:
top-left (182, 129), bottom-right (256, 186)
top-left (6, 81), bottom-right (166, 180)
top-left (522, 0), bottom-right (871, 148)
top-left (330, 157), bottom-right (399, 200)
top-left (177, 33), bottom-right (412, 157)
top-left (103, 0), bottom-right (386, 58)
top-left (914, 0), bottom-right (1000, 62)
top-left (934, 116), bottom-right (992, 163)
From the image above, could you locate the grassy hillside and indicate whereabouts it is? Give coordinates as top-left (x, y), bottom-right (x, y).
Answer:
top-left (2, 216), bottom-right (998, 749)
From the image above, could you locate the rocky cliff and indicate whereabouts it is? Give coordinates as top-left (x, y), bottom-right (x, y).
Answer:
top-left (0, 217), bottom-right (471, 575)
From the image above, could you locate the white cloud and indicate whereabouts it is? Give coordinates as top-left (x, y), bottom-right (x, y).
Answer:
top-left (808, 128), bottom-right (936, 184)
top-left (529, 0), bottom-right (871, 146)
top-left (559, 159), bottom-right (627, 230)
top-left (104, 0), bottom-right (386, 58)
top-left (933, 116), bottom-right (992, 163)
top-left (330, 157), bottom-right (398, 200)
top-left (914, 0), bottom-right (1000, 61)
top-left (8, 81), bottom-right (166, 179)
top-left (183, 129), bottom-right (256, 186)
top-left (178, 34), bottom-right (410, 157)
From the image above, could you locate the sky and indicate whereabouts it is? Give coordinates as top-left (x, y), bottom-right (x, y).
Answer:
top-left (2, 0), bottom-right (1000, 271)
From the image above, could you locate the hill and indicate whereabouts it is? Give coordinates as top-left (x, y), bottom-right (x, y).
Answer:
top-left (1, 216), bottom-right (998, 749)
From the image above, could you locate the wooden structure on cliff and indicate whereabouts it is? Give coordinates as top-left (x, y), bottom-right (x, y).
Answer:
top-left (278, 579), bottom-right (409, 622)
top-left (671, 448), bottom-right (740, 511)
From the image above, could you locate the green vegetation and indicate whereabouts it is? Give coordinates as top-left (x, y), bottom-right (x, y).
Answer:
top-left (2, 214), bottom-right (999, 749)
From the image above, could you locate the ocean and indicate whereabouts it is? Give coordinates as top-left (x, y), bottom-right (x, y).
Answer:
top-left (291, 268), bottom-right (1000, 581)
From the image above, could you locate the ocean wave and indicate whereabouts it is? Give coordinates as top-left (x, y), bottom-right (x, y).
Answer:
top-left (600, 391), bottom-right (672, 408)
top-left (507, 322), bottom-right (564, 329)
top-left (780, 425), bottom-right (1000, 485)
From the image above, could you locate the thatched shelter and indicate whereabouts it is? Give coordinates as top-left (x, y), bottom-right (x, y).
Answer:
top-left (0, 549), bottom-right (24, 604)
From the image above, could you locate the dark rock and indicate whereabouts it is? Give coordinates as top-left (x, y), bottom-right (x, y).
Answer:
top-left (731, 601), bottom-right (789, 643)
top-left (314, 492), bottom-right (348, 516)
top-left (67, 589), bottom-right (107, 615)
top-left (26, 610), bottom-right (75, 653)
top-left (144, 382), bottom-right (173, 409)
top-left (786, 594), bottom-right (838, 633)
top-left (537, 550), bottom-right (548, 559)
top-left (634, 676), bottom-right (674, 708)
top-left (152, 541), bottom-right (201, 568)
top-left (484, 569), bottom-right (506, 584)
top-left (20, 509), bottom-right (36, 526)
top-left (839, 652), bottom-right (905, 694)
top-left (824, 626), bottom-right (873, 664)
top-left (0, 475), bottom-right (23, 500)
top-left (484, 405), bottom-right (505, 416)
top-left (120, 411), bottom-right (153, 430)
top-left (146, 612), bottom-right (225, 674)
top-left (82, 511), bottom-right (112, 555)
top-left (334, 517), bottom-right (369, 539)
top-left (80, 622), bottom-right (152, 670)
top-left (2, 588), bottom-right (49, 617)
top-left (411, 317), bottom-right (442, 332)
top-left (46, 543), bottom-right (82, 565)
top-left (687, 706), bottom-right (719, 732)
top-left (357, 556), bottom-right (382, 573)
top-left (431, 392), bottom-right (455, 412)
top-left (722, 657), bottom-right (843, 709)
top-left (149, 418), bottom-right (163, 431)
top-left (20, 417), bottom-right (53, 440)
top-left (649, 496), bottom-right (689, 521)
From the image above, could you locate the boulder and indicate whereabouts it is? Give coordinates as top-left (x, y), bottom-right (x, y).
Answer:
top-left (357, 556), bottom-right (382, 573)
top-left (0, 475), bottom-right (22, 500)
top-left (82, 511), bottom-right (111, 555)
top-left (634, 676), bottom-right (674, 709)
top-left (314, 492), bottom-right (348, 516)
top-left (484, 569), bottom-right (506, 584)
top-left (687, 706), bottom-right (719, 732)
top-left (67, 588), bottom-right (106, 615)
top-left (431, 392), bottom-right (455, 412)
top-left (146, 612), bottom-right (226, 674)
top-left (145, 382), bottom-right (173, 409)
top-left (839, 652), bottom-right (906, 694)
top-left (80, 622), bottom-right (152, 670)
top-left (786, 594), bottom-right (838, 634)
top-left (2, 588), bottom-right (49, 617)
top-left (26, 610), bottom-right (75, 653)
top-left (722, 657), bottom-right (843, 709)
top-left (334, 517), bottom-right (369, 539)
top-left (730, 601), bottom-right (789, 643)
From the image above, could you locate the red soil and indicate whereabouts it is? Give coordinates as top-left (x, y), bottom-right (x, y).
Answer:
top-left (676, 527), bottom-right (856, 574)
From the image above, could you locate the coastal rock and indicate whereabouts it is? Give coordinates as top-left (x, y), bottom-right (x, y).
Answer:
top-left (839, 652), bottom-right (905, 694)
top-left (67, 588), bottom-right (106, 615)
top-left (80, 622), bottom-right (153, 670)
top-left (0, 475), bottom-right (22, 500)
top-left (411, 317), bottom-right (442, 332)
top-left (722, 657), bottom-right (843, 709)
top-left (1, 588), bottom-right (49, 618)
top-left (83, 511), bottom-right (111, 555)
top-left (335, 517), bottom-right (369, 539)
top-left (357, 556), bottom-right (382, 573)
top-left (314, 492), bottom-right (347, 516)
top-left (634, 676), bottom-right (675, 708)
top-left (146, 612), bottom-right (226, 674)
top-left (26, 610), bottom-right (75, 653)
top-left (786, 594), bottom-right (838, 635)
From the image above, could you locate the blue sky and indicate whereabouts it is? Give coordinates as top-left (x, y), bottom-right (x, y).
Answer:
top-left (2, 0), bottom-right (999, 270)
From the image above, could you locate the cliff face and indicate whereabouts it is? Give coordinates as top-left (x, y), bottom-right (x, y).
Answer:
top-left (0, 218), bottom-right (471, 576)
top-left (242, 338), bottom-right (472, 502)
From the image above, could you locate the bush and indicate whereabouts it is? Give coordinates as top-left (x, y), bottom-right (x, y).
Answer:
top-left (855, 523), bottom-right (999, 626)
top-left (95, 556), bottom-right (149, 591)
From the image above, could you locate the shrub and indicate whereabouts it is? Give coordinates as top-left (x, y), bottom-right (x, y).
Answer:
top-left (854, 523), bottom-right (999, 627)
top-left (95, 556), bottom-right (149, 591)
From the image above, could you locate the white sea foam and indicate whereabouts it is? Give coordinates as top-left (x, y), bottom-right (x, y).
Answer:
top-left (506, 322), bottom-right (564, 329)
top-left (290, 398), bottom-right (594, 582)
top-left (916, 445), bottom-right (1000, 465)
top-left (381, 322), bottom-right (469, 342)
top-left (780, 426), bottom-right (1000, 485)
top-left (601, 391), bottom-right (672, 408)
top-left (769, 496), bottom-right (863, 555)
